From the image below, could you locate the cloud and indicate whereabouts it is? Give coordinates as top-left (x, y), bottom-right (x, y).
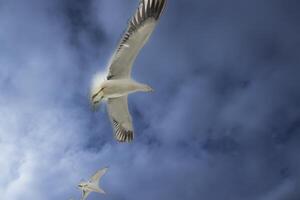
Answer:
top-left (0, 0), bottom-right (300, 200)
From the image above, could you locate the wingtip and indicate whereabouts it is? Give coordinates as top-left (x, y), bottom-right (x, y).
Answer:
top-left (115, 130), bottom-right (134, 143)
top-left (112, 119), bottom-right (134, 143)
top-left (101, 167), bottom-right (109, 173)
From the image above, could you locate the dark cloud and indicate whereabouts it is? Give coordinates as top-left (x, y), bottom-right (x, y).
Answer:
top-left (59, 0), bottom-right (106, 59)
top-left (0, 0), bottom-right (300, 200)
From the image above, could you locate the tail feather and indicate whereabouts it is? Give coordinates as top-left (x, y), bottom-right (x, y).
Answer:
top-left (94, 185), bottom-right (106, 194)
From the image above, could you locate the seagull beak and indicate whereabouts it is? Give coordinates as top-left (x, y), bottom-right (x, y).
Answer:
top-left (91, 96), bottom-right (104, 111)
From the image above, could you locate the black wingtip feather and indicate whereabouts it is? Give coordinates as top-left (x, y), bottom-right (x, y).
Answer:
top-left (115, 0), bottom-right (166, 53)
top-left (113, 119), bottom-right (134, 143)
top-left (115, 130), bottom-right (134, 143)
top-left (140, 0), bottom-right (166, 22)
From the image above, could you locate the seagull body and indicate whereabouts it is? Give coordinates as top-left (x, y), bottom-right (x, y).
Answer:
top-left (90, 0), bottom-right (167, 142)
top-left (78, 167), bottom-right (108, 200)
top-left (92, 79), bottom-right (153, 102)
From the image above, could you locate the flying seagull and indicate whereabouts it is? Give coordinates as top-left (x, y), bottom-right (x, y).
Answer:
top-left (78, 167), bottom-right (108, 200)
top-left (90, 0), bottom-right (167, 142)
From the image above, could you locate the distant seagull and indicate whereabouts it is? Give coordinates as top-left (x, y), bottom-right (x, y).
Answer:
top-left (78, 167), bottom-right (108, 200)
top-left (90, 0), bottom-right (167, 142)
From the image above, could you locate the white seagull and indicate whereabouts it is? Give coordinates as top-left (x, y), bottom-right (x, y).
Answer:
top-left (78, 167), bottom-right (108, 200)
top-left (90, 0), bottom-right (167, 142)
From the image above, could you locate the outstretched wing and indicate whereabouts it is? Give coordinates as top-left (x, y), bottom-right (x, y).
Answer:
top-left (107, 96), bottom-right (134, 142)
top-left (90, 167), bottom-right (108, 184)
top-left (107, 0), bottom-right (167, 80)
top-left (81, 190), bottom-right (91, 200)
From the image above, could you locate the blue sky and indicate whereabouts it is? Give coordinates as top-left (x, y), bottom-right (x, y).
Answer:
top-left (0, 0), bottom-right (300, 200)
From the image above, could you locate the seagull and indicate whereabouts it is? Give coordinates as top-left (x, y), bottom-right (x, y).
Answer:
top-left (90, 0), bottom-right (167, 142)
top-left (78, 167), bottom-right (108, 200)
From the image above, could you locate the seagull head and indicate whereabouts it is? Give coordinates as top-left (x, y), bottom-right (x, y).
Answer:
top-left (78, 182), bottom-right (87, 189)
top-left (78, 183), bottom-right (83, 189)
top-left (90, 72), bottom-right (106, 111)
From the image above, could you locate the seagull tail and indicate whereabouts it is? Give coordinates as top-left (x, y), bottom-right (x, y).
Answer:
top-left (94, 186), bottom-right (106, 194)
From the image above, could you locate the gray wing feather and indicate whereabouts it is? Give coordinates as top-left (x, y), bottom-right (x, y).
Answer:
top-left (90, 167), bottom-right (108, 183)
top-left (107, 96), bottom-right (134, 142)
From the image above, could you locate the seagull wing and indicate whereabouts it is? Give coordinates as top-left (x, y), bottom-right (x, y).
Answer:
top-left (107, 96), bottom-right (134, 142)
top-left (107, 0), bottom-right (167, 80)
top-left (90, 167), bottom-right (108, 184)
top-left (81, 190), bottom-right (91, 200)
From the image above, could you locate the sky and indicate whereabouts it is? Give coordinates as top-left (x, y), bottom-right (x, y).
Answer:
top-left (0, 0), bottom-right (300, 200)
